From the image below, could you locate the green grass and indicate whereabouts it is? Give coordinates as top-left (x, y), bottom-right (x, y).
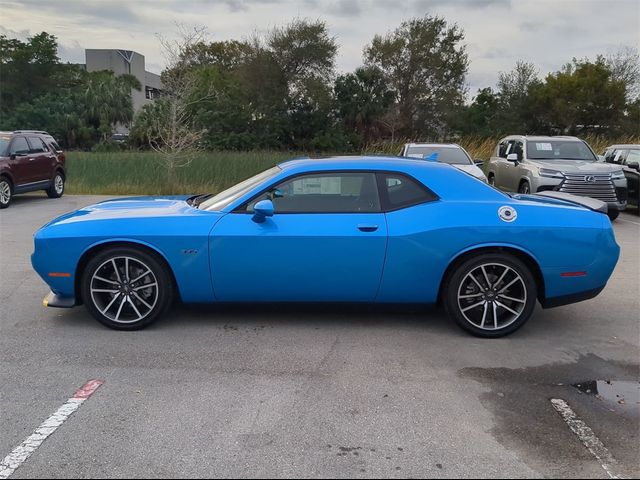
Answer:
top-left (67, 134), bottom-right (640, 195)
top-left (66, 150), bottom-right (294, 195)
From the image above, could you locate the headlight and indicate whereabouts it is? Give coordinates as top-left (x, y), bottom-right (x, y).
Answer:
top-left (612, 170), bottom-right (625, 180)
top-left (539, 168), bottom-right (564, 178)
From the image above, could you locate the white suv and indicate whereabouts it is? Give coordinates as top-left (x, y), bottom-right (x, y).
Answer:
top-left (399, 143), bottom-right (487, 182)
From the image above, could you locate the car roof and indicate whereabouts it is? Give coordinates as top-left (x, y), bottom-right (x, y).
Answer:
top-left (503, 135), bottom-right (583, 142)
top-left (605, 144), bottom-right (640, 149)
top-left (278, 155), bottom-right (453, 172)
top-left (0, 130), bottom-right (51, 136)
top-left (404, 143), bottom-right (461, 149)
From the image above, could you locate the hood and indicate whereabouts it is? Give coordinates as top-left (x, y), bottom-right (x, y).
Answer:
top-left (42, 195), bottom-right (200, 228)
top-left (454, 164), bottom-right (487, 181)
top-left (527, 159), bottom-right (622, 173)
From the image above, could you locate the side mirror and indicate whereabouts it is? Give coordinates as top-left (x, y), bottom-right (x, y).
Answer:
top-left (506, 153), bottom-right (519, 163)
top-left (628, 161), bottom-right (639, 171)
top-left (252, 199), bottom-right (274, 223)
top-left (597, 155), bottom-right (606, 162)
top-left (9, 153), bottom-right (17, 160)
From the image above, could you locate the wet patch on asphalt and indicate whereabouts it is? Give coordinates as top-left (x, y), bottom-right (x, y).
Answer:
top-left (459, 354), bottom-right (639, 479)
top-left (573, 380), bottom-right (640, 407)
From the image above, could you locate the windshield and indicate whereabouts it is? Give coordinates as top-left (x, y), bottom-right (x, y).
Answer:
top-left (404, 146), bottom-right (472, 165)
top-left (0, 136), bottom-right (10, 156)
top-left (526, 140), bottom-right (597, 161)
top-left (199, 166), bottom-right (281, 211)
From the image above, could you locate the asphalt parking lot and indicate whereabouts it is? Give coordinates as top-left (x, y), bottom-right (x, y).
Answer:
top-left (1, 194), bottom-right (638, 479)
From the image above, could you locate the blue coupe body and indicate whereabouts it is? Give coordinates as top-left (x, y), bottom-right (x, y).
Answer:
top-left (32, 156), bottom-right (619, 321)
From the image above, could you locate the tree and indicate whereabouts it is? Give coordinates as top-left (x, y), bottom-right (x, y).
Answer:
top-left (495, 61), bottom-right (540, 132)
top-left (0, 32), bottom-right (60, 112)
top-left (529, 57), bottom-right (626, 134)
top-left (144, 26), bottom-right (211, 188)
top-left (454, 87), bottom-right (500, 136)
top-left (83, 71), bottom-right (142, 142)
top-left (334, 66), bottom-right (395, 145)
top-left (606, 46), bottom-right (640, 102)
top-left (364, 15), bottom-right (468, 139)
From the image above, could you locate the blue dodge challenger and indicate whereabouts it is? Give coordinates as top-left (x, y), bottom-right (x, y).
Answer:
top-left (32, 156), bottom-right (620, 337)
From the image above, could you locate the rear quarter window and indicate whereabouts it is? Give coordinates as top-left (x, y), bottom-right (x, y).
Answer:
top-left (378, 173), bottom-right (437, 211)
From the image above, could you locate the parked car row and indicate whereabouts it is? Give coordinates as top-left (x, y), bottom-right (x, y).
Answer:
top-left (0, 130), bottom-right (66, 209)
top-left (399, 136), bottom-right (637, 220)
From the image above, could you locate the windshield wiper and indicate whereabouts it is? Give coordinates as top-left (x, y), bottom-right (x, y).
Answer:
top-left (191, 194), bottom-right (214, 208)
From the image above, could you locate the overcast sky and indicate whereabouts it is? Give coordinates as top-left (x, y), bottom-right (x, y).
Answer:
top-left (2, 0), bottom-right (639, 98)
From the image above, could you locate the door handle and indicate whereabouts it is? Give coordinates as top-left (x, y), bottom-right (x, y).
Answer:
top-left (357, 224), bottom-right (379, 232)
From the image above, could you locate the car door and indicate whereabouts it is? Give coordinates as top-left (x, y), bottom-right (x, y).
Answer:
top-left (8, 136), bottom-right (34, 185)
top-left (495, 140), bottom-right (513, 190)
top-left (210, 171), bottom-right (388, 302)
top-left (27, 136), bottom-right (54, 183)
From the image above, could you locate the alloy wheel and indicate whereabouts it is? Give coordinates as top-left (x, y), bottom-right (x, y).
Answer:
top-left (0, 181), bottom-right (10, 205)
top-left (90, 256), bottom-right (159, 324)
top-left (54, 175), bottom-right (64, 195)
top-left (457, 262), bottom-right (527, 331)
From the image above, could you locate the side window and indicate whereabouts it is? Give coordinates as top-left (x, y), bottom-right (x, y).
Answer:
top-left (46, 138), bottom-right (62, 152)
top-left (378, 173), bottom-right (437, 210)
top-left (613, 150), bottom-right (628, 164)
top-left (27, 137), bottom-right (48, 153)
top-left (504, 140), bottom-right (517, 157)
top-left (498, 141), bottom-right (509, 158)
top-left (513, 141), bottom-right (524, 160)
top-left (9, 137), bottom-right (29, 155)
top-left (248, 172), bottom-right (381, 213)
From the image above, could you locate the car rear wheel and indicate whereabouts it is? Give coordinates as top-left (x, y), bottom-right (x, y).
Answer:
top-left (81, 247), bottom-right (174, 330)
top-left (518, 181), bottom-right (531, 194)
top-left (444, 253), bottom-right (537, 338)
top-left (47, 172), bottom-right (65, 198)
top-left (0, 178), bottom-right (12, 209)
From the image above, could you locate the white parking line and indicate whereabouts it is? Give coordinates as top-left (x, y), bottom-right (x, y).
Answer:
top-left (0, 380), bottom-right (104, 479)
top-left (550, 398), bottom-right (627, 479)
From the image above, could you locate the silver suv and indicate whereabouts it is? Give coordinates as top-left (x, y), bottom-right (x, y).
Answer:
top-left (487, 135), bottom-right (627, 220)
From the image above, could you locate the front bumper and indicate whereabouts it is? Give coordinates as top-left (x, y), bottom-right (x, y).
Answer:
top-left (534, 176), bottom-right (627, 212)
top-left (43, 291), bottom-right (76, 308)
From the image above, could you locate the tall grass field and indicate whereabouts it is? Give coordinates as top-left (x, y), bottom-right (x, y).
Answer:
top-left (66, 135), bottom-right (639, 195)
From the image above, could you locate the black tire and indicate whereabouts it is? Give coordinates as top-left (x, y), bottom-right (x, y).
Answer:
top-left (518, 180), bottom-right (531, 194)
top-left (607, 209), bottom-right (619, 221)
top-left (443, 253), bottom-right (538, 338)
top-left (47, 171), bottom-right (65, 198)
top-left (81, 246), bottom-right (174, 330)
top-left (0, 177), bottom-right (12, 209)
top-left (488, 174), bottom-right (496, 186)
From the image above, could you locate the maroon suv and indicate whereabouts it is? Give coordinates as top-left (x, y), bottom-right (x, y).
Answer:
top-left (0, 130), bottom-right (66, 209)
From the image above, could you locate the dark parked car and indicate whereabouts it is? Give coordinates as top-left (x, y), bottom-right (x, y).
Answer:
top-left (0, 130), bottom-right (66, 209)
top-left (603, 144), bottom-right (640, 211)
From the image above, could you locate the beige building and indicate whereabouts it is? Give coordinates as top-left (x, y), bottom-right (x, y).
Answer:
top-left (84, 49), bottom-right (162, 132)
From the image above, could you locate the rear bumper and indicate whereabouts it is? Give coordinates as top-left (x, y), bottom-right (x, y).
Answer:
top-left (540, 286), bottom-right (604, 308)
top-left (43, 291), bottom-right (75, 308)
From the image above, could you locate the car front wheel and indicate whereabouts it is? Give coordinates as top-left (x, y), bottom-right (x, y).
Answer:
top-left (444, 253), bottom-right (537, 337)
top-left (518, 181), bottom-right (531, 194)
top-left (0, 178), bottom-right (12, 208)
top-left (81, 247), bottom-right (174, 330)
